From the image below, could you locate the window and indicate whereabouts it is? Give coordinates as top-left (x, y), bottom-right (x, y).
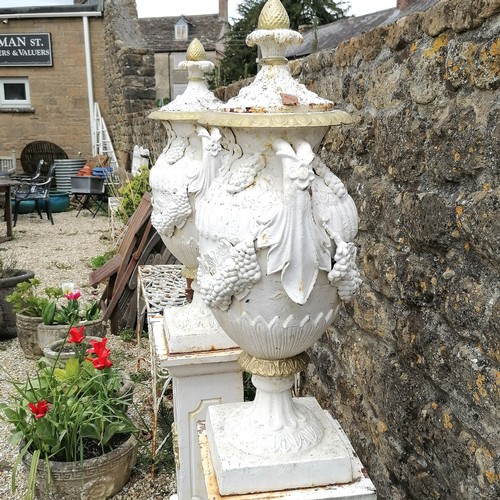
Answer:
top-left (173, 52), bottom-right (186, 69)
top-left (173, 84), bottom-right (188, 99)
top-left (175, 18), bottom-right (188, 40)
top-left (0, 78), bottom-right (30, 108)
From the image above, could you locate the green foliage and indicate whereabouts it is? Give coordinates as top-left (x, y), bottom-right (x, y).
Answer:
top-left (90, 250), bottom-right (117, 270)
top-left (130, 369), bottom-right (151, 384)
top-left (243, 372), bottom-right (256, 401)
top-left (116, 167), bottom-right (151, 224)
top-left (118, 327), bottom-right (147, 343)
top-left (156, 96), bottom-right (170, 107)
top-left (0, 331), bottom-right (138, 499)
top-left (119, 328), bottom-right (136, 342)
top-left (6, 279), bottom-right (49, 317)
top-left (218, 0), bottom-right (348, 86)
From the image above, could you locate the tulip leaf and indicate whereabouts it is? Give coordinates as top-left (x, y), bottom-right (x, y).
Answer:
top-left (54, 357), bottom-right (80, 381)
top-left (8, 431), bottom-right (23, 446)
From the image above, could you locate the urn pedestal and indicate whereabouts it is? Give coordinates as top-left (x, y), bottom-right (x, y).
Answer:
top-left (148, 41), bottom-right (244, 500)
top-left (194, 0), bottom-right (372, 496)
top-left (198, 418), bottom-right (377, 500)
top-left (149, 40), bottom-right (237, 355)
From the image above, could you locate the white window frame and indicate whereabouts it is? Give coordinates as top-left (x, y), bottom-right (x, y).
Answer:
top-left (0, 77), bottom-right (31, 108)
top-left (175, 23), bottom-right (188, 40)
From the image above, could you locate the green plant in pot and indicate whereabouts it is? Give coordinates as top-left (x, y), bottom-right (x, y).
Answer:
top-left (0, 325), bottom-right (138, 499)
top-left (115, 165), bottom-right (151, 224)
top-left (0, 254), bottom-right (35, 341)
top-left (37, 283), bottom-right (103, 351)
top-left (6, 279), bottom-right (54, 358)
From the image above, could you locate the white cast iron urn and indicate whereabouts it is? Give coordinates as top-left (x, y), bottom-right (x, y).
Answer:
top-left (149, 39), bottom-right (237, 352)
top-left (196, 0), bottom-right (362, 494)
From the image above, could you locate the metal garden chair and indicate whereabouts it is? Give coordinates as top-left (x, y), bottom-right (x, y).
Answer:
top-left (13, 162), bottom-right (56, 226)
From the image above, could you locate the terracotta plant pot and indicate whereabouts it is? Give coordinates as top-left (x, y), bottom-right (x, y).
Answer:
top-left (22, 433), bottom-right (138, 500)
top-left (16, 313), bottom-right (43, 358)
top-left (0, 270), bottom-right (35, 340)
top-left (37, 318), bottom-right (104, 351)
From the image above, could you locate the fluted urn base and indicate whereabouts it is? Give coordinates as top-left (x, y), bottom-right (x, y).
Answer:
top-left (164, 287), bottom-right (238, 353)
top-left (205, 353), bottom-right (354, 495)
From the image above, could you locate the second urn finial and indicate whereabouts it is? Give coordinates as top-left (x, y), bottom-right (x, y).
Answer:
top-left (186, 38), bottom-right (206, 62)
top-left (258, 0), bottom-right (290, 30)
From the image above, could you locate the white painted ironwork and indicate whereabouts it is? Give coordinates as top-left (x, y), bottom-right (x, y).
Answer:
top-left (137, 264), bottom-right (186, 476)
top-left (0, 150), bottom-right (16, 175)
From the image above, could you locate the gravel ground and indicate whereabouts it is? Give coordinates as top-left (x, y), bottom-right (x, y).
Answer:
top-left (0, 209), bottom-right (176, 498)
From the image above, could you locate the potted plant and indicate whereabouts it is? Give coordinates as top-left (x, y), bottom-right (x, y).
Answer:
top-left (0, 325), bottom-right (139, 499)
top-left (5, 278), bottom-right (52, 358)
top-left (37, 283), bottom-right (104, 350)
top-left (42, 329), bottom-right (106, 367)
top-left (0, 255), bottom-right (35, 341)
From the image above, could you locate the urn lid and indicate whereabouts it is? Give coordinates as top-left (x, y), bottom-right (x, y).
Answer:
top-left (149, 38), bottom-right (223, 122)
top-left (203, 0), bottom-right (351, 128)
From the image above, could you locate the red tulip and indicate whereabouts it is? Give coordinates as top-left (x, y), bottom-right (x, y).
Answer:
top-left (87, 337), bottom-right (110, 357)
top-left (86, 338), bottom-right (113, 370)
top-left (67, 326), bottom-right (86, 344)
top-left (28, 400), bottom-right (50, 419)
top-left (64, 290), bottom-right (81, 301)
top-left (87, 354), bottom-right (113, 370)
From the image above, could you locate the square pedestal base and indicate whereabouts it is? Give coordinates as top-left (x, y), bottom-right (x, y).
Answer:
top-left (199, 415), bottom-right (377, 500)
top-left (206, 398), bottom-right (367, 496)
top-left (164, 304), bottom-right (237, 353)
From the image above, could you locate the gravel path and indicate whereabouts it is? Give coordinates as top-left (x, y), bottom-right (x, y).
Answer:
top-left (0, 209), bottom-right (176, 498)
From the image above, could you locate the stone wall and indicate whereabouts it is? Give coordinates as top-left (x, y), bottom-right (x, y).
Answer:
top-left (103, 0), bottom-right (166, 171)
top-left (278, 1), bottom-right (499, 499)
top-left (196, 2), bottom-right (500, 497)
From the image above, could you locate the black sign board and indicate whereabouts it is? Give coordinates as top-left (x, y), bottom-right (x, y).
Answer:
top-left (0, 33), bottom-right (52, 66)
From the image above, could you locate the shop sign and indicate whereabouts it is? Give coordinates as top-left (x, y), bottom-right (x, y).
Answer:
top-left (0, 33), bottom-right (52, 66)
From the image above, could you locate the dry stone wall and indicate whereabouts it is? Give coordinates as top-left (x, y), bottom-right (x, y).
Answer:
top-left (280, 1), bottom-right (499, 498)
top-left (103, 0), bottom-right (166, 171)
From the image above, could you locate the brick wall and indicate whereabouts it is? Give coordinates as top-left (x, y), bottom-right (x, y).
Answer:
top-left (0, 16), bottom-right (106, 171)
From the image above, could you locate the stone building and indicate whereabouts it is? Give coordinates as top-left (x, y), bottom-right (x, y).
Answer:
top-left (138, 0), bottom-right (228, 103)
top-left (0, 0), bottom-right (107, 171)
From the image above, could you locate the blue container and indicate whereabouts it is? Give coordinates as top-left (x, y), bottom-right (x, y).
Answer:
top-left (92, 167), bottom-right (113, 179)
top-left (49, 192), bottom-right (70, 213)
top-left (11, 199), bottom-right (35, 214)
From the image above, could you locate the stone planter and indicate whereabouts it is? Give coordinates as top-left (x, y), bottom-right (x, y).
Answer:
top-left (22, 433), bottom-right (138, 500)
top-left (16, 313), bottom-right (43, 358)
top-left (37, 318), bottom-right (104, 351)
top-left (0, 270), bottom-right (35, 340)
top-left (42, 336), bottom-right (105, 367)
